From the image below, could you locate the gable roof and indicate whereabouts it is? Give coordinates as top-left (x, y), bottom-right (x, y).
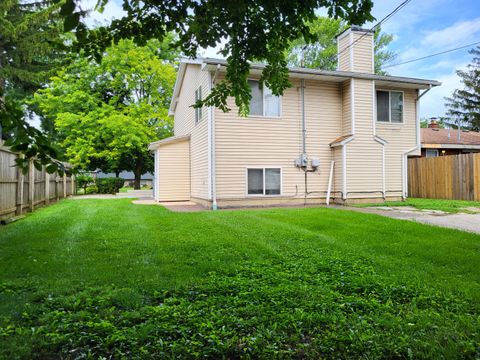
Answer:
top-left (421, 128), bottom-right (480, 147)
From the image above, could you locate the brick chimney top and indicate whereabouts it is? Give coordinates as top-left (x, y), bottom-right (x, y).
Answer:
top-left (428, 119), bottom-right (439, 129)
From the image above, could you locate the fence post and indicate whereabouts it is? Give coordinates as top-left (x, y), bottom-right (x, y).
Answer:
top-left (15, 155), bottom-right (24, 216)
top-left (71, 174), bottom-right (75, 196)
top-left (28, 158), bottom-right (34, 212)
top-left (55, 174), bottom-right (59, 201)
top-left (63, 173), bottom-right (67, 198)
top-left (45, 169), bottom-right (50, 205)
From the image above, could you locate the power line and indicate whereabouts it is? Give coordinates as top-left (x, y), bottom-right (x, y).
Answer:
top-left (338, 0), bottom-right (412, 57)
top-left (382, 41), bottom-right (480, 69)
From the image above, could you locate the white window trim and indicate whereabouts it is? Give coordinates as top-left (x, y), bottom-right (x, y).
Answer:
top-left (247, 79), bottom-right (282, 119)
top-left (376, 89), bottom-right (404, 124)
top-left (426, 149), bottom-right (439, 158)
top-left (245, 167), bottom-right (283, 197)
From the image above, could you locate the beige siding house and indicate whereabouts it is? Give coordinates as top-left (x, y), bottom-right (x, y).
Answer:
top-left (149, 27), bottom-right (440, 209)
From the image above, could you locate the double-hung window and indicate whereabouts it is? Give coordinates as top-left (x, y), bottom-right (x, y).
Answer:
top-left (248, 80), bottom-right (281, 117)
top-left (376, 90), bottom-right (403, 123)
top-left (247, 168), bottom-right (281, 195)
top-left (195, 86), bottom-right (202, 123)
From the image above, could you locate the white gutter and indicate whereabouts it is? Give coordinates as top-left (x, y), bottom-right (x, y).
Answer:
top-left (342, 145), bottom-right (347, 200)
top-left (351, 78), bottom-right (355, 135)
top-left (209, 66), bottom-right (220, 210)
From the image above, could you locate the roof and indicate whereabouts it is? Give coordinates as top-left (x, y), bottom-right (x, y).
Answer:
top-left (421, 128), bottom-right (480, 149)
top-left (168, 57), bottom-right (441, 116)
top-left (201, 58), bottom-right (441, 89)
top-left (148, 134), bottom-right (190, 151)
top-left (330, 134), bottom-right (354, 147)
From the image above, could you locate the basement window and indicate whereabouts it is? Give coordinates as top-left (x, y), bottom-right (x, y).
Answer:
top-left (195, 86), bottom-right (202, 123)
top-left (376, 90), bottom-right (404, 123)
top-left (247, 168), bottom-right (281, 195)
top-left (248, 80), bottom-right (281, 117)
top-left (426, 149), bottom-right (439, 157)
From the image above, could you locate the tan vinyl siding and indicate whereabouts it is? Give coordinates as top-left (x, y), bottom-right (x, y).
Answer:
top-left (158, 140), bottom-right (190, 201)
top-left (345, 79), bottom-right (383, 196)
top-left (342, 80), bottom-right (351, 135)
top-left (214, 77), bottom-right (342, 200)
top-left (337, 33), bottom-right (351, 71)
top-left (174, 64), bottom-right (201, 136)
top-left (352, 32), bottom-right (374, 74)
top-left (376, 88), bottom-right (418, 195)
top-left (190, 70), bottom-right (210, 200)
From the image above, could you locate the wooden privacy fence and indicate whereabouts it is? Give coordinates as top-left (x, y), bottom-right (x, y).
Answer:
top-left (0, 145), bottom-right (75, 222)
top-left (408, 153), bottom-right (480, 201)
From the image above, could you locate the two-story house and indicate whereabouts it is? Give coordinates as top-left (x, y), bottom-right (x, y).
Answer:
top-left (149, 26), bottom-right (440, 209)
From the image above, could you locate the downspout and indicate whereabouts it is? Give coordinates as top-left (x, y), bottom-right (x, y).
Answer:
top-left (209, 65), bottom-right (220, 210)
top-left (300, 47), bottom-right (308, 204)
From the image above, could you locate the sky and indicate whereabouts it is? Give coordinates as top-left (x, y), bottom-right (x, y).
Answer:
top-left (78, 0), bottom-right (480, 119)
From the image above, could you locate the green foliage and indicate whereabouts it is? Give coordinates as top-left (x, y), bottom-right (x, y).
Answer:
top-left (33, 39), bottom-right (177, 187)
top-left (0, 0), bottom-right (70, 173)
top-left (76, 173), bottom-right (94, 193)
top-left (96, 177), bottom-right (124, 194)
top-left (287, 18), bottom-right (396, 75)
top-left (69, 1), bottom-right (374, 116)
top-left (0, 200), bottom-right (479, 358)
top-left (445, 46), bottom-right (480, 131)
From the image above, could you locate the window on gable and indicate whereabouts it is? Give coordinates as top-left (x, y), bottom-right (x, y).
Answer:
top-left (248, 80), bottom-right (280, 117)
top-left (247, 168), bottom-right (281, 195)
top-left (195, 86), bottom-right (202, 123)
top-left (376, 90), bottom-right (403, 123)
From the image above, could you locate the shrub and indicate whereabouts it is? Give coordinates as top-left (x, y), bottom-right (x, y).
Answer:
top-left (85, 186), bottom-right (98, 195)
top-left (76, 174), bottom-right (94, 194)
top-left (96, 178), bottom-right (125, 194)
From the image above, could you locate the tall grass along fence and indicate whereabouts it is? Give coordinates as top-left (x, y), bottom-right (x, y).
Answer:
top-left (408, 153), bottom-right (480, 201)
top-left (0, 145), bottom-right (75, 222)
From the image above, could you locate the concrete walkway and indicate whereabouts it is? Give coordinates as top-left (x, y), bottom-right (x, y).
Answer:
top-left (340, 205), bottom-right (480, 234)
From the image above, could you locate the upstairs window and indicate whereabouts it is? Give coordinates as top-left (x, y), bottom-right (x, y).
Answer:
top-left (248, 80), bottom-right (281, 117)
top-left (376, 90), bottom-right (403, 123)
top-left (247, 168), bottom-right (281, 196)
top-left (195, 86), bottom-right (202, 123)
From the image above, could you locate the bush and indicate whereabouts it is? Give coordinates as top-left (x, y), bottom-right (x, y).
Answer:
top-left (76, 174), bottom-right (94, 194)
top-left (85, 186), bottom-right (98, 195)
top-left (96, 178), bottom-right (125, 194)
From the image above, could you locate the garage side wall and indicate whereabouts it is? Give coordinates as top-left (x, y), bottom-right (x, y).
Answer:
top-left (158, 140), bottom-right (191, 201)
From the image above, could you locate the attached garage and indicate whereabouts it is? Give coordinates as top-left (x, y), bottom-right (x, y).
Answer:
top-left (150, 135), bottom-right (190, 202)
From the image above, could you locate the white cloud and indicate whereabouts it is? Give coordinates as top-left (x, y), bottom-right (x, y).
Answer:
top-left (79, 0), bottom-right (125, 27)
top-left (419, 62), bottom-right (468, 118)
top-left (421, 17), bottom-right (480, 50)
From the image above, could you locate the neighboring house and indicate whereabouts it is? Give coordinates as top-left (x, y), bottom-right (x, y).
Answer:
top-left (420, 120), bottom-right (480, 157)
top-left (149, 26), bottom-right (440, 208)
top-left (90, 171), bottom-right (154, 187)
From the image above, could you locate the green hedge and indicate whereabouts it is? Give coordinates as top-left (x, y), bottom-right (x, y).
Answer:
top-left (95, 178), bottom-right (125, 194)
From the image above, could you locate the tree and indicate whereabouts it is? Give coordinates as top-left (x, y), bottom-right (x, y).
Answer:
top-left (71, 0), bottom-right (374, 115)
top-left (444, 46), bottom-right (480, 131)
top-left (33, 39), bottom-right (177, 188)
top-left (286, 17), bottom-right (395, 74)
top-left (0, 0), bottom-right (71, 172)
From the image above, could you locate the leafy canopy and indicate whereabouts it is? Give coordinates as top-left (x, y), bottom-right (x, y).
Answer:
top-left (287, 17), bottom-right (396, 75)
top-left (69, 0), bottom-right (374, 115)
top-left (33, 39), bottom-right (177, 181)
top-left (445, 46), bottom-right (480, 131)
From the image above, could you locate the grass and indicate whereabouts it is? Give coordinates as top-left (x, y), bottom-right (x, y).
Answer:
top-left (118, 186), bottom-right (134, 193)
top-left (0, 199), bottom-right (479, 358)
top-left (355, 197), bottom-right (480, 213)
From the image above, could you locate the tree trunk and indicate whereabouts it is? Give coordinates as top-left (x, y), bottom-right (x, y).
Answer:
top-left (115, 170), bottom-right (120, 178)
top-left (133, 155), bottom-right (143, 190)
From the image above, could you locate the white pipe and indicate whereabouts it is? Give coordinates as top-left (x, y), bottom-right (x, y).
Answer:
top-left (210, 71), bottom-right (218, 210)
top-left (326, 160), bottom-right (335, 205)
top-left (342, 145), bottom-right (347, 200)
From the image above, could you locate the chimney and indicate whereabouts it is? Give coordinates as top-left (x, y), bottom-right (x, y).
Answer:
top-left (428, 119), bottom-right (439, 129)
top-left (337, 26), bottom-right (374, 74)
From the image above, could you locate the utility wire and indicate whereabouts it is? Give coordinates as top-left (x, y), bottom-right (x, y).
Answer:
top-left (337, 0), bottom-right (412, 57)
top-left (382, 40), bottom-right (480, 69)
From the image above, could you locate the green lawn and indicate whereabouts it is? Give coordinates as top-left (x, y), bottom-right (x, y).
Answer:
top-left (0, 200), bottom-right (479, 358)
top-left (355, 197), bottom-right (480, 213)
